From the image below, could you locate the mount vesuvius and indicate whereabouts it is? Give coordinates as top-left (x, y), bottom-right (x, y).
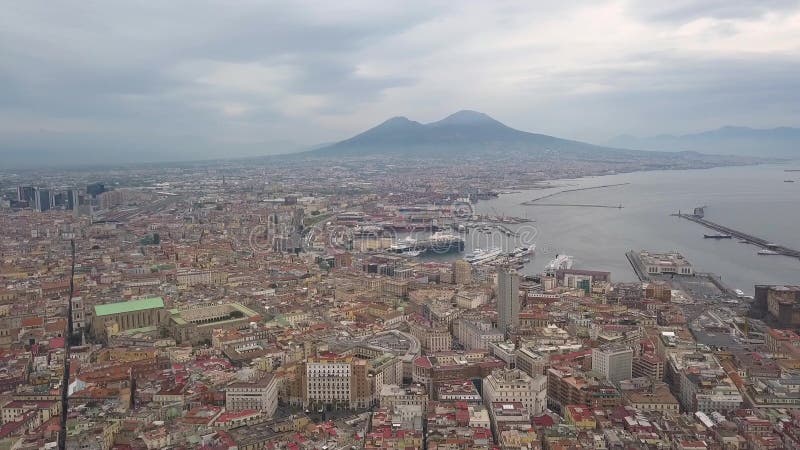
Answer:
top-left (307, 110), bottom-right (676, 160)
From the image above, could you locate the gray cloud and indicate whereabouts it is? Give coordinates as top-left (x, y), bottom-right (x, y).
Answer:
top-left (628, 0), bottom-right (800, 22)
top-left (1, 0), bottom-right (800, 166)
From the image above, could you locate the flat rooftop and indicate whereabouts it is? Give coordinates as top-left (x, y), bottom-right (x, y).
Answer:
top-left (639, 251), bottom-right (692, 267)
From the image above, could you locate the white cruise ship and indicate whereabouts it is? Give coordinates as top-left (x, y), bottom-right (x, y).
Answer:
top-left (465, 248), bottom-right (504, 264)
top-left (388, 236), bottom-right (418, 254)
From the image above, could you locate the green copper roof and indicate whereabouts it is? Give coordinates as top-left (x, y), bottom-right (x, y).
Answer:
top-left (94, 297), bottom-right (165, 316)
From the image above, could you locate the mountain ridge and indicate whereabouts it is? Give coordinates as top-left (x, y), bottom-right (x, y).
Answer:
top-left (307, 110), bottom-right (654, 159)
top-left (608, 126), bottom-right (800, 157)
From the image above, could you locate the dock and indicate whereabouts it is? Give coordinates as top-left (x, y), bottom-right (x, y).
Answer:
top-left (626, 250), bottom-right (739, 298)
top-left (626, 250), bottom-right (650, 282)
top-left (675, 212), bottom-right (800, 259)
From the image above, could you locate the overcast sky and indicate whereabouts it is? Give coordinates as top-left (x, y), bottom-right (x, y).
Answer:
top-left (2, 1), bottom-right (800, 163)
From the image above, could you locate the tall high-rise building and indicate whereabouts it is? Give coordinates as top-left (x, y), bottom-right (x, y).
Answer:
top-left (34, 188), bottom-right (51, 212)
top-left (86, 182), bottom-right (106, 197)
top-left (496, 268), bottom-right (520, 333)
top-left (453, 260), bottom-right (473, 285)
top-left (17, 186), bottom-right (36, 204)
top-left (67, 189), bottom-right (80, 212)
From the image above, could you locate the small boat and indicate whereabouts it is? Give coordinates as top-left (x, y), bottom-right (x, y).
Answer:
top-left (757, 249), bottom-right (780, 255)
top-left (734, 289), bottom-right (745, 297)
top-left (704, 234), bottom-right (732, 239)
top-left (785, 180), bottom-right (795, 183)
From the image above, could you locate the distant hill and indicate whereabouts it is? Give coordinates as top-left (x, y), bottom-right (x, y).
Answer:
top-left (609, 126), bottom-right (800, 158)
top-left (308, 110), bottom-right (667, 160)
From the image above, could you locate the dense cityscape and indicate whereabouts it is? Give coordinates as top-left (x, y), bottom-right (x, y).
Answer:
top-left (0, 156), bottom-right (798, 450)
top-left (4, 1), bottom-right (800, 449)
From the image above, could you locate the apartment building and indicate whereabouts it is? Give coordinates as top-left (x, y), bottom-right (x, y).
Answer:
top-left (225, 375), bottom-right (279, 419)
top-left (482, 368), bottom-right (547, 417)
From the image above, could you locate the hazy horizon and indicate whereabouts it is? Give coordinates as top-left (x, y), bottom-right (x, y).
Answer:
top-left (3, 1), bottom-right (800, 165)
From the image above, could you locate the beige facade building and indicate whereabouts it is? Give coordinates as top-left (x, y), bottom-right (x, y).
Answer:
top-left (639, 251), bottom-right (693, 275)
top-left (453, 260), bottom-right (473, 285)
top-left (379, 384), bottom-right (428, 410)
top-left (91, 297), bottom-right (166, 340)
top-left (621, 382), bottom-right (679, 414)
top-left (301, 355), bottom-right (372, 410)
top-left (176, 269), bottom-right (228, 286)
top-left (410, 321), bottom-right (452, 353)
top-left (168, 303), bottom-right (261, 345)
top-left (592, 345), bottom-right (633, 384)
top-left (516, 345), bottom-right (548, 377)
top-left (225, 375), bottom-right (279, 418)
top-left (454, 319), bottom-right (504, 351)
top-left (482, 368), bottom-right (547, 417)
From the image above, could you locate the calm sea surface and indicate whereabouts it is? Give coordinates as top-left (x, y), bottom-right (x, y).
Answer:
top-left (460, 163), bottom-right (800, 295)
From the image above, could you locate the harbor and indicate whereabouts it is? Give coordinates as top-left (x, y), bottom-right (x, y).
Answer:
top-left (387, 232), bottom-right (465, 255)
top-left (625, 250), bottom-right (740, 299)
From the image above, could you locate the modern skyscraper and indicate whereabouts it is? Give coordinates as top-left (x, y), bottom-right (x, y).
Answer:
top-left (17, 186), bottom-right (36, 204)
top-left (34, 188), bottom-right (51, 212)
top-left (67, 189), bottom-right (78, 211)
top-left (496, 267), bottom-right (520, 333)
top-left (86, 182), bottom-right (106, 197)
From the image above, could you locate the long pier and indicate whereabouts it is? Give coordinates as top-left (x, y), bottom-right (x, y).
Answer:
top-left (675, 213), bottom-right (800, 259)
top-left (626, 250), bottom-right (650, 282)
top-left (527, 203), bottom-right (623, 209)
top-left (521, 183), bottom-right (629, 205)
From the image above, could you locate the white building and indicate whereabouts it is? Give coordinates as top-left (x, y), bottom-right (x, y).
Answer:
top-left (488, 341), bottom-right (517, 368)
top-left (639, 251), bottom-right (693, 275)
top-left (515, 345), bottom-right (548, 378)
top-left (592, 346), bottom-right (633, 383)
top-left (410, 321), bottom-right (452, 353)
top-left (482, 368), bottom-right (547, 417)
top-left (176, 269), bottom-right (228, 286)
top-left (380, 384), bottom-right (428, 410)
top-left (305, 359), bottom-right (352, 408)
top-left (454, 319), bottom-right (504, 350)
top-left (225, 375), bottom-right (279, 418)
top-left (302, 357), bottom-right (372, 409)
top-left (456, 291), bottom-right (487, 309)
